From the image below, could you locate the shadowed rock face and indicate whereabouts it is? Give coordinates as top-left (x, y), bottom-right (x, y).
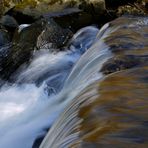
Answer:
top-left (0, 0), bottom-right (105, 18)
top-left (0, 29), bottom-right (10, 47)
top-left (75, 16), bottom-right (148, 147)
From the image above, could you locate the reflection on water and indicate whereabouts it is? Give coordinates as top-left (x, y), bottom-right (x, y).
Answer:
top-left (40, 16), bottom-right (148, 148)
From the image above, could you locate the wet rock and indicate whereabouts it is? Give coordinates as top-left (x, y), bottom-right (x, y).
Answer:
top-left (0, 0), bottom-right (113, 33)
top-left (79, 0), bottom-right (105, 14)
top-left (37, 19), bottom-right (73, 49)
top-left (117, 5), bottom-right (146, 16)
top-left (5, 8), bottom-right (36, 24)
top-left (0, 19), bottom-right (47, 80)
top-left (0, 15), bottom-right (18, 29)
top-left (0, 18), bottom-right (73, 80)
top-left (105, 0), bottom-right (137, 9)
top-left (0, 29), bottom-right (10, 47)
top-left (105, 0), bottom-right (148, 17)
top-left (13, 19), bottom-right (46, 45)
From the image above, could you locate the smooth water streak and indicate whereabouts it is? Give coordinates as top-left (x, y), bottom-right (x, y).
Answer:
top-left (0, 26), bottom-right (99, 148)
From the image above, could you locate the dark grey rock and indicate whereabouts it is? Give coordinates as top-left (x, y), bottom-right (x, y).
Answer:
top-left (0, 15), bottom-right (18, 29)
top-left (0, 29), bottom-right (10, 47)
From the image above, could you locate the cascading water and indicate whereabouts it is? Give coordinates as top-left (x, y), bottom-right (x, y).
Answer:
top-left (39, 22), bottom-right (114, 148)
top-left (40, 16), bottom-right (148, 148)
top-left (0, 26), bottom-right (100, 148)
top-left (1, 15), bottom-right (147, 148)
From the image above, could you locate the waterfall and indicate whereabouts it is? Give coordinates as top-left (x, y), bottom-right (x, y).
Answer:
top-left (1, 16), bottom-right (147, 148)
top-left (39, 23), bottom-right (116, 148)
top-left (0, 26), bottom-right (100, 148)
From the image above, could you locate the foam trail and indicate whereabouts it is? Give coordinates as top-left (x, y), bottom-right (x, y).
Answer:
top-left (0, 26), bottom-right (99, 148)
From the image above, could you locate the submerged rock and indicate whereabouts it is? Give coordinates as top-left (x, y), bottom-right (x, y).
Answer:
top-left (5, 8), bottom-right (36, 24)
top-left (43, 8), bottom-right (94, 32)
top-left (0, 0), bottom-right (107, 32)
top-left (105, 0), bottom-right (137, 9)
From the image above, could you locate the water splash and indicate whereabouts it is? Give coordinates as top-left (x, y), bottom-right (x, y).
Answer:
top-left (0, 26), bottom-right (99, 148)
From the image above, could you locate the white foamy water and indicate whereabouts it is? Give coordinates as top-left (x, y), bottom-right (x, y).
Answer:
top-left (18, 24), bottom-right (31, 32)
top-left (0, 26), bottom-right (99, 148)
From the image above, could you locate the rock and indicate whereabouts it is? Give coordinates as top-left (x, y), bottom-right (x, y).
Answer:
top-left (1, 0), bottom-right (115, 33)
top-left (79, 0), bottom-right (105, 14)
top-left (5, 8), bottom-right (36, 24)
top-left (0, 29), bottom-right (10, 47)
top-left (37, 19), bottom-right (73, 49)
top-left (1, 0), bottom-right (106, 20)
top-left (105, 0), bottom-right (148, 17)
top-left (0, 19), bottom-right (46, 80)
top-left (105, 0), bottom-right (137, 9)
top-left (0, 15), bottom-right (18, 29)
top-left (0, 18), bottom-right (73, 80)
top-left (13, 19), bottom-right (46, 45)
top-left (0, 15), bottom-right (19, 39)
top-left (117, 5), bottom-right (146, 16)
top-left (43, 8), bottom-right (93, 32)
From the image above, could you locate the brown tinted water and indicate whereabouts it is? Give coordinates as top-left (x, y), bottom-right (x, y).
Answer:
top-left (40, 16), bottom-right (148, 148)
top-left (78, 66), bottom-right (148, 148)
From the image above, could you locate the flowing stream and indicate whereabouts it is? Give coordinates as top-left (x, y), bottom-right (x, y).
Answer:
top-left (40, 16), bottom-right (148, 148)
top-left (0, 25), bottom-right (104, 148)
top-left (0, 16), bottom-right (148, 148)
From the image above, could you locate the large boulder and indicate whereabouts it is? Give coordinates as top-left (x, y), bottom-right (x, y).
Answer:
top-left (0, 18), bottom-right (73, 80)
